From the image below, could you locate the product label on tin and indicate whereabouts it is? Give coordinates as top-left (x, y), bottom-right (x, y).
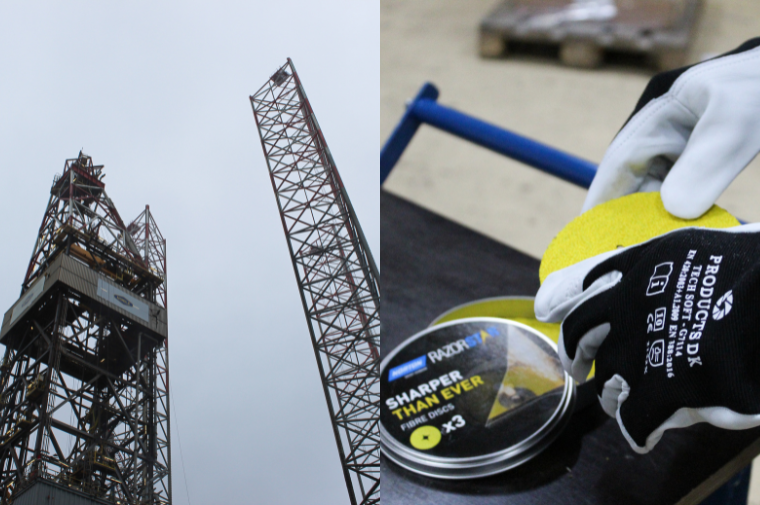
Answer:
top-left (381, 320), bottom-right (566, 459)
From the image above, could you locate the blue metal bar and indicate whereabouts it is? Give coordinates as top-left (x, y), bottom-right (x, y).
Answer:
top-left (381, 82), bottom-right (598, 188)
top-left (380, 83), bottom-right (439, 184)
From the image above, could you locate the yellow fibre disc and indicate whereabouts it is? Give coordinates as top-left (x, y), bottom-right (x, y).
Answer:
top-left (539, 192), bottom-right (740, 284)
top-left (432, 297), bottom-right (536, 326)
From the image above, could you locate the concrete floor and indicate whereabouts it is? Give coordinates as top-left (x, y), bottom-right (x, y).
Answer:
top-left (381, 1), bottom-right (760, 502)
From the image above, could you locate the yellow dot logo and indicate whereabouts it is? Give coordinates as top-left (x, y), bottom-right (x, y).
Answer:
top-left (410, 425), bottom-right (441, 450)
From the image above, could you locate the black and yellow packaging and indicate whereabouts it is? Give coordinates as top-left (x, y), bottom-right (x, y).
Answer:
top-left (380, 317), bottom-right (575, 479)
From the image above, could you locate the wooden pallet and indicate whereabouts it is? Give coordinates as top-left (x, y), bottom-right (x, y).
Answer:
top-left (480, 0), bottom-right (703, 71)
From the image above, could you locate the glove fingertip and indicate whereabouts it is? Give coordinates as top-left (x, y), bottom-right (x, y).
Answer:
top-left (660, 182), bottom-right (714, 220)
top-left (533, 285), bottom-right (554, 322)
top-left (536, 251), bottom-right (621, 322)
top-left (558, 324), bottom-right (608, 383)
top-left (535, 268), bottom-right (580, 322)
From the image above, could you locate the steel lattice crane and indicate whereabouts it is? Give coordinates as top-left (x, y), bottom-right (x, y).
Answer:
top-left (250, 59), bottom-right (380, 505)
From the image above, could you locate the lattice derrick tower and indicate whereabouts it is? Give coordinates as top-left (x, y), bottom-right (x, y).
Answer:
top-left (0, 152), bottom-right (170, 504)
top-left (250, 59), bottom-right (380, 505)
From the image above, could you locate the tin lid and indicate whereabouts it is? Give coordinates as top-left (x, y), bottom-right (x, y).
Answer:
top-left (380, 317), bottom-right (575, 479)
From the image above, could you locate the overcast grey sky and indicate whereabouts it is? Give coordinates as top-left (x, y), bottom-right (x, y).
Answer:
top-left (0, 2), bottom-right (378, 504)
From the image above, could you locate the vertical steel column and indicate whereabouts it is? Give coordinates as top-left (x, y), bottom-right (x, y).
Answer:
top-left (127, 204), bottom-right (171, 505)
top-left (250, 60), bottom-right (380, 505)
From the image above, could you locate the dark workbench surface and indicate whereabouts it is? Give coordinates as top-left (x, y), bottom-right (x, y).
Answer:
top-left (381, 190), bottom-right (760, 505)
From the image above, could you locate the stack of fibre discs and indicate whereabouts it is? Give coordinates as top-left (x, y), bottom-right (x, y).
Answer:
top-left (380, 318), bottom-right (575, 479)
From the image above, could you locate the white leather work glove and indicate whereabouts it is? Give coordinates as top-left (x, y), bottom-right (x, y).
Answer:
top-left (584, 38), bottom-right (760, 219)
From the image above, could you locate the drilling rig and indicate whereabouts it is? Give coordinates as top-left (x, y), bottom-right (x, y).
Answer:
top-left (250, 60), bottom-right (380, 505)
top-left (0, 152), bottom-right (170, 504)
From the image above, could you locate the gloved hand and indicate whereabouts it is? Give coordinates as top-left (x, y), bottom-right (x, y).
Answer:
top-left (535, 224), bottom-right (760, 453)
top-left (584, 38), bottom-right (760, 219)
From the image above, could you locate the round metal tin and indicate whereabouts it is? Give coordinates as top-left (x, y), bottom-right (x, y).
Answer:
top-left (381, 317), bottom-right (575, 479)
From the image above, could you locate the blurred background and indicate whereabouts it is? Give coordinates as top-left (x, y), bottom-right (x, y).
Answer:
top-left (381, 0), bottom-right (760, 501)
top-left (381, 0), bottom-right (760, 260)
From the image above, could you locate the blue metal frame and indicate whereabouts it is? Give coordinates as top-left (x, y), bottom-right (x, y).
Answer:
top-left (381, 83), bottom-right (598, 188)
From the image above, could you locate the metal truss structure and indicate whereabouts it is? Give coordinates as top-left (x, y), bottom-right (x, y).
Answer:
top-left (0, 153), bottom-right (170, 504)
top-left (250, 60), bottom-right (380, 505)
